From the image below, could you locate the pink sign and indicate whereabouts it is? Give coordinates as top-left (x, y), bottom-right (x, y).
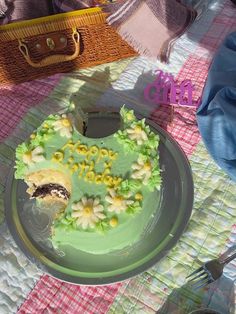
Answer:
top-left (144, 70), bottom-right (201, 107)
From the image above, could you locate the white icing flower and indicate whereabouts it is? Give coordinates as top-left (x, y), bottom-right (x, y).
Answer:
top-left (126, 124), bottom-right (148, 145)
top-left (105, 189), bottom-right (134, 214)
top-left (52, 114), bottom-right (72, 138)
top-left (22, 146), bottom-right (45, 165)
top-left (131, 156), bottom-right (152, 185)
top-left (71, 197), bottom-right (106, 229)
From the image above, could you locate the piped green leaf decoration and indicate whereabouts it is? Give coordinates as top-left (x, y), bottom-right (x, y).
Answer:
top-left (120, 105), bottom-right (136, 125)
top-left (30, 114), bottom-right (59, 146)
top-left (95, 219), bottom-right (110, 234)
top-left (114, 130), bottom-right (138, 151)
top-left (126, 201), bottom-right (142, 215)
top-left (118, 178), bottom-right (142, 195)
top-left (147, 157), bottom-right (162, 190)
top-left (15, 142), bottom-right (30, 179)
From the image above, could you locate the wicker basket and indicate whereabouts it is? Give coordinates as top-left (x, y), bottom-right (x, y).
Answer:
top-left (0, 7), bottom-right (136, 84)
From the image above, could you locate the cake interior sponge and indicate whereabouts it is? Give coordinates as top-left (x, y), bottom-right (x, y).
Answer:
top-left (25, 169), bottom-right (72, 205)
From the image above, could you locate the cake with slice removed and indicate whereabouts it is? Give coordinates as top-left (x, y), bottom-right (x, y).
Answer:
top-left (15, 106), bottom-right (162, 254)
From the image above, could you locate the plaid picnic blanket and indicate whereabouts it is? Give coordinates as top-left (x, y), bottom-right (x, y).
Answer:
top-left (0, 1), bottom-right (236, 313)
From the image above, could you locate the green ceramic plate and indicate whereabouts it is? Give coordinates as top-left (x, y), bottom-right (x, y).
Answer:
top-left (5, 110), bottom-right (194, 285)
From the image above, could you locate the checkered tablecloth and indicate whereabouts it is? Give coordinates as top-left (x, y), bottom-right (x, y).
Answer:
top-left (0, 1), bottom-right (236, 313)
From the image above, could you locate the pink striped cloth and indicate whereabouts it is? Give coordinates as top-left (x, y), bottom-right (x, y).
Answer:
top-left (51, 0), bottom-right (196, 62)
top-left (0, 74), bottom-right (62, 141)
top-left (17, 275), bottom-right (122, 314)
top-left (0, 0), bottom-right (52, 25)
top-left (51, 0), bottom-right (124, 13)
top-left (52, 0), bottom-right (97, 12)
top-left (103, 0), bottom-right (197, 62)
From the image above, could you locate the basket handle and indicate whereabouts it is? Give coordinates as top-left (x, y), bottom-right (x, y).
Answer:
top-left (18, 28), bottom-right (80, 68)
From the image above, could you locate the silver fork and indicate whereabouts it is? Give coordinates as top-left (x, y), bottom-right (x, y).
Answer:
top-left (186, 251), bottom-right (236, 289)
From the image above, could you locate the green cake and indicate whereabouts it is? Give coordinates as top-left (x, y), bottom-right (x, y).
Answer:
top-left (15, 106), bottom-right (162, 254)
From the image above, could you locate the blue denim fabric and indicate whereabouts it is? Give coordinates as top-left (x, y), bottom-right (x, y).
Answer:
top-left (197, 31), bottom-right (236, 181)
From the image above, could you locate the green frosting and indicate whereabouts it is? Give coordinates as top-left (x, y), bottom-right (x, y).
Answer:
top-left (15, 142), bottom-right (30, 179)
top-left (15, 114), bottom-right (60, 179)
top-left (15, 107), bottom-right (162, 254)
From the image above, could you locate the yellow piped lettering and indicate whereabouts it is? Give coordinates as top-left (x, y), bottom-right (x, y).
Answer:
top-left (78, 161), bottom-right (88, 177)
top-left (104, 175), bottom-right (113, 186)
top-left (55, 139), bottom-right (122, 187)
top-left (86, 145), bottom-right (99, 161)
top-left (112, 177), bottom-right (122, 187)
top-left (76, 144), bottom-right (88, 156)
top-left (52, 151), bottom-right (64, 162)
top-left (85, 171), bottom-right (95, 182)
top-left (68, 156), bottom-right (74, 164)
top-left (109, 150), bottom-right (118, 160)
top-left (71, 163), bottom-right (79, 173)
top-left (95, 174), bottom-right (102, 184)
top-left (62, 140), bottom-right (77, 151)
top-left (88, 160), bottom-right (95, 172)
top-left (104, 161), bottom-right (112, 172)
top-left (97, 148), bottom-right (108, 162)
top-left (101, 168), bottom-right (110, 180)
